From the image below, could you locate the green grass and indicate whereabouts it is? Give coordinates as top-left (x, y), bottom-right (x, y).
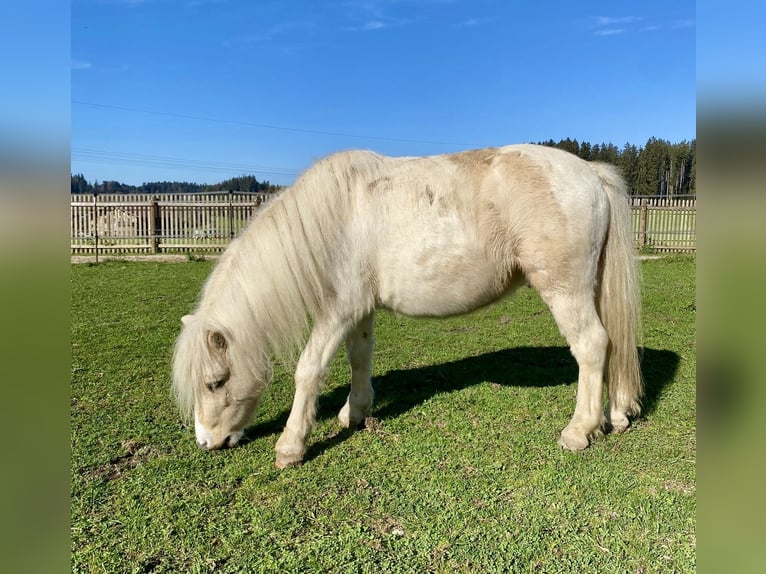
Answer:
top-left (71, 256), bottom-right (696, 573)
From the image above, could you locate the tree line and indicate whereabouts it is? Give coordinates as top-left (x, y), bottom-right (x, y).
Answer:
top-left (70, 174), bottom-right (281, 195)
top-left (71, 136), bottom-right (695, 196)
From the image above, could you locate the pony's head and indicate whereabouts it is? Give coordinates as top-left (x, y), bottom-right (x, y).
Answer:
top-left (172, 314), bottom-right (265, 450)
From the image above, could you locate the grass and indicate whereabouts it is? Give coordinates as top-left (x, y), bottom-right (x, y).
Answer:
top-left (71, 256), bottom-right (696, 573)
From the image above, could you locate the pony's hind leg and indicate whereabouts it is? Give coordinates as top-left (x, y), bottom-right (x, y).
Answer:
top-left (539, 289), bottom-right (609, 451)
top-left (338, 312), bottom-right (375, 429)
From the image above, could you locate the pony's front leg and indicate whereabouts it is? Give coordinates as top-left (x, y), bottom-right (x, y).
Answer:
top-left (338, 312), bottom-right (375, 428)
top-left (275, 318), bottom-right (348, 469)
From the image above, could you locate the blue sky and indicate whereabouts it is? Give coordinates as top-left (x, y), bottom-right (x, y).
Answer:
top-left (71, 0), bottom-right (696, 186)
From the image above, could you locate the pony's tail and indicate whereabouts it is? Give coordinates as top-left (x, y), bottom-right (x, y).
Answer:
top-left (592, 163), bottom-right (643, 421)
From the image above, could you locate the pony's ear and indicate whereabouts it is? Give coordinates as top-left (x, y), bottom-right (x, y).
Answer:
top-left (207, 330), bottom-right (228, 354)
top-left (181, 314), bottom-right (195, 326)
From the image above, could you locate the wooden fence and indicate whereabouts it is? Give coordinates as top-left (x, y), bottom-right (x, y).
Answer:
top-left (70, 192), bottom-right (273, 254)
top-left (630, 195), bottom-right (696, 252)
top-left (71, 192), bottom-right (696, 255)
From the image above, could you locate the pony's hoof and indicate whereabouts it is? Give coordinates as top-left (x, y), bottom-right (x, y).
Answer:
top-left (558, 428), bottom-right (590, 451)
top-left (338, 403), bottom-right (369, 429)
top-left (608, 414), bottom-right (630, 434)
top-left (337, 406), bottom-right (354, 429)
top-left (338, 413), bottom-right (362, 429)
top-left (275, 454), bottom-right (303, 469)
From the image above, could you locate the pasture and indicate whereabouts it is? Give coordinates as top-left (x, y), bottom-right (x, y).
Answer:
top-left (71, 256), bottom-right (695, 573)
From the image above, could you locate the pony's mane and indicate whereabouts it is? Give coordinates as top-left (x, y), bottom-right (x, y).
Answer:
top-left (172, 150), bottom-right (386, 418)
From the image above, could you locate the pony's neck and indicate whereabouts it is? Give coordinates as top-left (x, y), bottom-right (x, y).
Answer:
top-left (199, 180), bottom-right (343, 359)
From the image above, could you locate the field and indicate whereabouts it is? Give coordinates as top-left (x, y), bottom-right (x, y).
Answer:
top-left (71, 256), bottom-right (696, 573)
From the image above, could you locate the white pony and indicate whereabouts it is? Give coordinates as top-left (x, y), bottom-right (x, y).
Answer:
top-left (172, 144), bottom-right (642, 468)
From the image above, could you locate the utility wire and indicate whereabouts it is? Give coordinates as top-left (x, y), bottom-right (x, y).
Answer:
top-left (71, 147), bottom-right (299, 178)
top-left (72, 100), bottom-right (490, 148)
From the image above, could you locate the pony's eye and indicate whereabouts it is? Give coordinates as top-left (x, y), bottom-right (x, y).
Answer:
top-left (206, 379), bottom-right (225, 392)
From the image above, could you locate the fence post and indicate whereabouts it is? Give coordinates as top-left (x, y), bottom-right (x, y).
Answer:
top-left (94, 192), bottom-right (99, 264)
top-left (228, 190), bottom-right (235, 240)
top-left (149, 198), bottom-right (160, 254)
top-left (639, 198), bottom-right (648, 248)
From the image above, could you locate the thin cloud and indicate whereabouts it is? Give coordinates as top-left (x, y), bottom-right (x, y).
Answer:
top-left (341, 0), bottom-right (416, 31)
top-left (344, 21), bottom-right (384, 31)
top-left (270, 20), bottom-right (317, 35)
top-left (672, 19), bottom-right (696, 29)
top-left (224, 20), bottom-right (316, 49)
top-left (362, 20), bottom-right (386, 30)
top-left (454, 17), bottom-right (489, 28)
top-left (595, 28), bottom-right (626, 36)
top-left (345, 18), bottom-right (414, 32)
top-left (72, 59), bottom-right (92, 70)
top-left (591, 15), bottom-right (694, 36)
top-left (592, 16), bottom-right (638, 36)
top-left (595, 16), bottom-right (643, 27)
top-left (107, 0), bottom-right (148, 5)
top-left (187, 0), bottom-right (229, 6)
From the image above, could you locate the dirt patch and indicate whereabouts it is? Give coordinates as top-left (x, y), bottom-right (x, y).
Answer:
top-left (663, 479), bottom-right (695, 495)
top-left (88, 440), bottom-right (154, 481)
top-left (363, 417), bottom-right (384, 434)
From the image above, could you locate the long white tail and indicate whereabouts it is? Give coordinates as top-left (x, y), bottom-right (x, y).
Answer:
top-left (592, 163), bottom-right (643, 422)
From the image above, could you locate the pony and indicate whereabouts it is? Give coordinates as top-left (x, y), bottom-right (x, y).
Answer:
top-left (172, 144), bottom-right (642, 468)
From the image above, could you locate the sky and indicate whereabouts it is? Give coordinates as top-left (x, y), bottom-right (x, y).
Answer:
top-left (70, 0), bottom-right (697, 187)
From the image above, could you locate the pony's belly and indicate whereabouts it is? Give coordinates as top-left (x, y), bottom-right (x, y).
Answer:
top-left (377, 250), bottom-right (508, 317)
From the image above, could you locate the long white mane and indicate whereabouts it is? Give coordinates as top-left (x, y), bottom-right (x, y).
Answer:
top-left (172, 150), bottom-right (386, 419)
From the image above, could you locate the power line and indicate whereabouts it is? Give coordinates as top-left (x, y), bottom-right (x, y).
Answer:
top-left (72, 100), bottom-right (490, 148)
top-left (71, 147), bottom-right (299, 178)
top-left (72, 147), bottom-right (298, 174)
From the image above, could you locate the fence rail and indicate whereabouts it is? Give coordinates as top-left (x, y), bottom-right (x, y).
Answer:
top-left (71, 192), bottom-right (696, 255)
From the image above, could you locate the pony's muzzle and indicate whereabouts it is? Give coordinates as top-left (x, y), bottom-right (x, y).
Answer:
top-left (196, 435), bottom-right (233, 451)
top-left (194, 415), bottom-right (244, 450)
top-left (195, 427), bottom-right (244, 451)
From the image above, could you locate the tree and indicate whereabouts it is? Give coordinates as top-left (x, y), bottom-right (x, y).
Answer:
top-left (619, 143), bottom-right (639, 193)
top-left (600, 143), bottom-right (618, 165)
top-left (71, 174), bottom-right (91, 194)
